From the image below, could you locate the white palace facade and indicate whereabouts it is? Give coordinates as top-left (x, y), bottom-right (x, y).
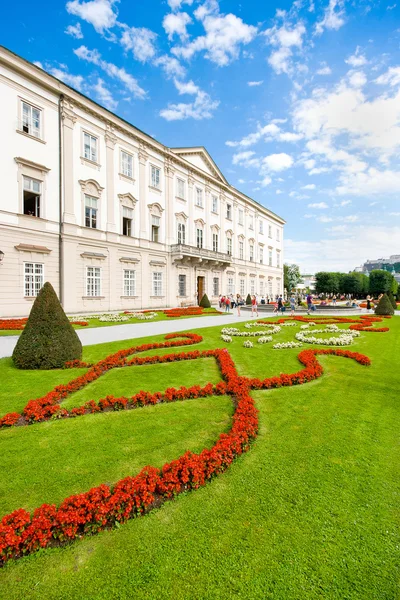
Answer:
top-left (0, 46), bottom-right (285, 318)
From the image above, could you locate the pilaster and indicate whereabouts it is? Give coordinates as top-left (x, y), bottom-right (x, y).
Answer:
top-left (61, 101), bottom-right (77, 224)
top-left (138, 147), bottom-right (149, 239)
top-left (105, 130), bottom-right (117, 232)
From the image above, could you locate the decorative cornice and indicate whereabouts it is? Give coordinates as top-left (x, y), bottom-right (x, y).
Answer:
top-left (175, 211), bottom-right (188, 220)
top-left (78, 179), bottom-right (104, 197)
top-left (105, 131), bottom-right (117, 148)
top-left (118, 193), bottom-right (137, 207)
top-left (148, 202), bottom-right (164, 214)
top-left (119, 256), bottom-right (140, 264)
top-left (14, 244), bottom-right (51, 254)
top-left (14, 157), bottom-right (50, 173)
top-left (80, 252), bottom-right (106, 259)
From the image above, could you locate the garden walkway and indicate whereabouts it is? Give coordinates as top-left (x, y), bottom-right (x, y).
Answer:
top-left (0, 309), bottom-right (398, 359)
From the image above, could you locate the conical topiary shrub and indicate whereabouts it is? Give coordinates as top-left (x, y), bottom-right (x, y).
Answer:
top-left (199, 293), bottom-right (211, 308)
top-left (374, 293), bottom-right (394, 316)
top-left (388, 292), bottom-right (397, 311)
top-left (12, 282), bottom-right (82, 369)
top-left (246, 294), bottom-right (252, 306)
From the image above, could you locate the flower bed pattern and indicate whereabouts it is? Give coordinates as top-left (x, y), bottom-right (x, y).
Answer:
top-left (0, 318), bottom-right (89, 330)
top-left (0, 321), bottom-right (376, 565)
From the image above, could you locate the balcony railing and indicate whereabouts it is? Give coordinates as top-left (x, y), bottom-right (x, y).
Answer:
top-left (171, 244), bottom-right (231, 263)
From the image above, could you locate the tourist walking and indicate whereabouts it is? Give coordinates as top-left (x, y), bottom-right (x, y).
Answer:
top-left (290, 294), bottom-right (296, 316)
top-left (251, 295), bottom-right (259, 317)
top-left (366, 295), bottom-right (372, 313)
top-left (277, 295), bottom-right (284, 314)
top-left (306, 293), bottom-right (313, 315)
top-left (224, 296), bottom-right (230, 312)
top-left (236, 294), bottom-right (242, 316)
top-left (332, 295), bottom-right (337, 306)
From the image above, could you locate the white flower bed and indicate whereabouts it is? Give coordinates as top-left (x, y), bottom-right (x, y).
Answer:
top-left (326, 324), bottom-right (339, 332)
top-left (245, 323), bottom-right (281, 333)
top-left (221, 328), bottom-right (278, 337)
top-left (273, 342), bottom-right (303, 349)
top-left (130, 312), bottom-right (158, 320)
top-left (295, 328), bottom-right (360, 346)
top-left (243, 340), bottom-right (254, 348)
top-left (221, 335), bottom-right (233, 343)
top-left (281, 322), bottom-right (297, 327)
top-left (98, 314), bottom-right (130, 322)
top-left (257, 336), bottom-right (273, 344)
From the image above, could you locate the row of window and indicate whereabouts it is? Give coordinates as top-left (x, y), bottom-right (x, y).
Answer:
top-left (20, 99), bottom-right (281, 239)
top-left (23, 263), bottom-right (164, 298)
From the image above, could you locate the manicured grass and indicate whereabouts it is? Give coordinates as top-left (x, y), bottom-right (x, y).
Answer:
top-left (0, 307), bottom-right (226, 336)
top-left (0, 316), bottom-right (399, 599)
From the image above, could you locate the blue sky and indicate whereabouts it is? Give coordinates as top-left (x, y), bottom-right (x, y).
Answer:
top-left (2, 0), bottom-right (400, 273)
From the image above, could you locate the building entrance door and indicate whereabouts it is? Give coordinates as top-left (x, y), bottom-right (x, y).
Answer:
top-left (197, 276), bottom-right (205, 305)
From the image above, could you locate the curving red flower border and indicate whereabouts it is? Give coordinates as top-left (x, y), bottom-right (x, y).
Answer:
top-left (0, 325), bottom-right (374, 564)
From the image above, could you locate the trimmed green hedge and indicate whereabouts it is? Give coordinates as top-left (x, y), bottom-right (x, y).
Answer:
top-left (199, 293), bottom-right (211, 308)
top-left (374, 293), bottom-right (394, 316)
top-left (12, 282), bottom-right (82, 369)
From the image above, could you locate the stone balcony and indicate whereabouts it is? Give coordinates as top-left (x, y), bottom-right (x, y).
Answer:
top-left (171, 244), bottom-right (231, 268)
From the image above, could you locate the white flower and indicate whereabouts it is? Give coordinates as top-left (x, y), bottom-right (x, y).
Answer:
top-left (273, 341), bottom-right (303, 349)
top-left (258, 336), bottom-right (273, 344)
top-left (243, 340), bottom-right (254, 348)
top-left (221, 335), bottom-right (233, 343)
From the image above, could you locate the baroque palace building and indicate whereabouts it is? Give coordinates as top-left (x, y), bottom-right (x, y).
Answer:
top-left (0, 46), bottom-right (285, 318)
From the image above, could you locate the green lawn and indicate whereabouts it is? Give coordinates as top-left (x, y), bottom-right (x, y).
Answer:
top-left (0, 316), bottom-right (399, 599)
top-left (0, 307), bottom-right (225, 336)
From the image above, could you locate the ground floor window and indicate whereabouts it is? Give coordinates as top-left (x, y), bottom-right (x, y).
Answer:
top-left (153, 272), bottom-right (163, 296)
top-left (24, 262), bottom-right (43, 297)
top-left (227, 277), bottom-right (234, 295)
top-left (213, 277), bottom-right (219, 296)
top-left (86, 266), bottom-right (101, 297)
top-left (268, 279), bottom-right (273, 297)
top-left (250, 278), bottom-right (255, 295)
top-left (123, 269), bottom-right (136, 296)
top-left (240, 278), bottom-right (245, 296)
top-left (260, 280), bottom-right (264, 295)
top-left (178, 274), bottom-right (186, 296)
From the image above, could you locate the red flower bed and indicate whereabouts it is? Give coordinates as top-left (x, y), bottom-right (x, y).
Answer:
top-left (163, 307), bottom-right (205, 318)
top-left (0, 318), bottom-right (27, 331)
top-left (0, 324), bottom-right (373, 564)
top-left (257, 315), bottom-right (390, 333)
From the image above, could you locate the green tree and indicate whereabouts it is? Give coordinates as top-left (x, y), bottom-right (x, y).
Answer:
top-left (284, 263), bottom-right (302, 292)
top-left (388, 292), bottom-right (397, 310)
top-left (369, 270), bottom-right (394, 296)
top-left (12, 282), bottom-right (82, 370)
top-left (199, 293), bottom-right (211, 308)
top-left (246, 293), bottom-right (252, 305)
top-left (315, 272), bottom-right (340, 294)
top-left (374, 293), bottom-right (394, 316)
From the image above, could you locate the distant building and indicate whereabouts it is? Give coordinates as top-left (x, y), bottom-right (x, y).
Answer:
top-left (297, 274), bottom-right (316, 292)
top-left (359, 255), bottom-right (400, 274)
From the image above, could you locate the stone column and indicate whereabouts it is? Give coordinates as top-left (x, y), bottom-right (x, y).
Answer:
top-left (204, 184), bottom-right (211, 249)
top-left (164, 159), bottom-right (176, 246)
top-left (61, 101), bottom-right (77, 224)
top-left (105, 129), bottom-right (117, 232)
top-left (188, 173), bottom-right (195, 245)
top-left (233, 201), bottom-right (238, 258)
top-left (138, 147), bottom-right (149, 240)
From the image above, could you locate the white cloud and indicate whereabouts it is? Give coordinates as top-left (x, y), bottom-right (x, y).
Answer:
top-left (74, 45), bottom-right (147, 98)
top-left (348, 71), bottom-right (367, 88)
top-left (276, 189), bottom-right (283, 194)
top-left (172, 11), bottom-right (257, 66)
top-left (337, 167), bottom-right (400, 196)
top-left (259, 176), bottom-right (272, 187)
top-left (316, 63), bottom-right (331, 75)
top-left (315, 0), bottom-right (346, 35)
top-left (302, 183), bottom-right (316, 190)
top-left (238, 178), bottom-right (245, 184)
top-left (48, 67), bottom-right (85, 91)
top-left (375, 66), bottom-right (400, 87)
top-left (66, 0), bottom-right (117, 33)
top-left (389, 212), bottom-right (400, 216)
top-left (263, 152), bottom-right (294, 171)
top-left (226, 122), bottom-right (301, 148)
top-left (345, 47), bottom-right (367, 68)
top-left (65, 22), bottom-right (84, 38)
top-left (154, 55), bottom-right (186, 79)
top-left (247, 80), bottom-right (263, 86)
top-left (120, 26), bottom-right (157, 62)
top-left (232, 150), bottom-right (258, 167)
top-left (159, 90), bottom-right (219, 120)
top-left (317, 215), bottom-right (333, 222)
top-left (163, 12), bottom-right (192, 41)
top-left (284, 225), bottom-right (400, 272)
top-left (93, 78), bottom-right (117, 110)
top-left (336, 200), bottom-right (351, 206)
top-left (264, 22), bottom-right (306, 75)
top-left (308, 201), bottom-right (328, 208)
top-left (173, 78), bottom-right (199, 94)
top-left (167, 0), bottom-right (193, 10)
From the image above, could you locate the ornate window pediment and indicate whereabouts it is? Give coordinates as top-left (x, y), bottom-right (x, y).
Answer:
top-left (79, 179), bottom-right (104, 197)
top-left (118, 193), bottom-right (137, 208)
top-left (238, 234), bottom-right (245, 241)
top-left (148, 202), bottom-right (164, 216)
top-left (194, 218), bottom-right (205, 227)
top-left (175, 211), bottom-right (188, 221)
